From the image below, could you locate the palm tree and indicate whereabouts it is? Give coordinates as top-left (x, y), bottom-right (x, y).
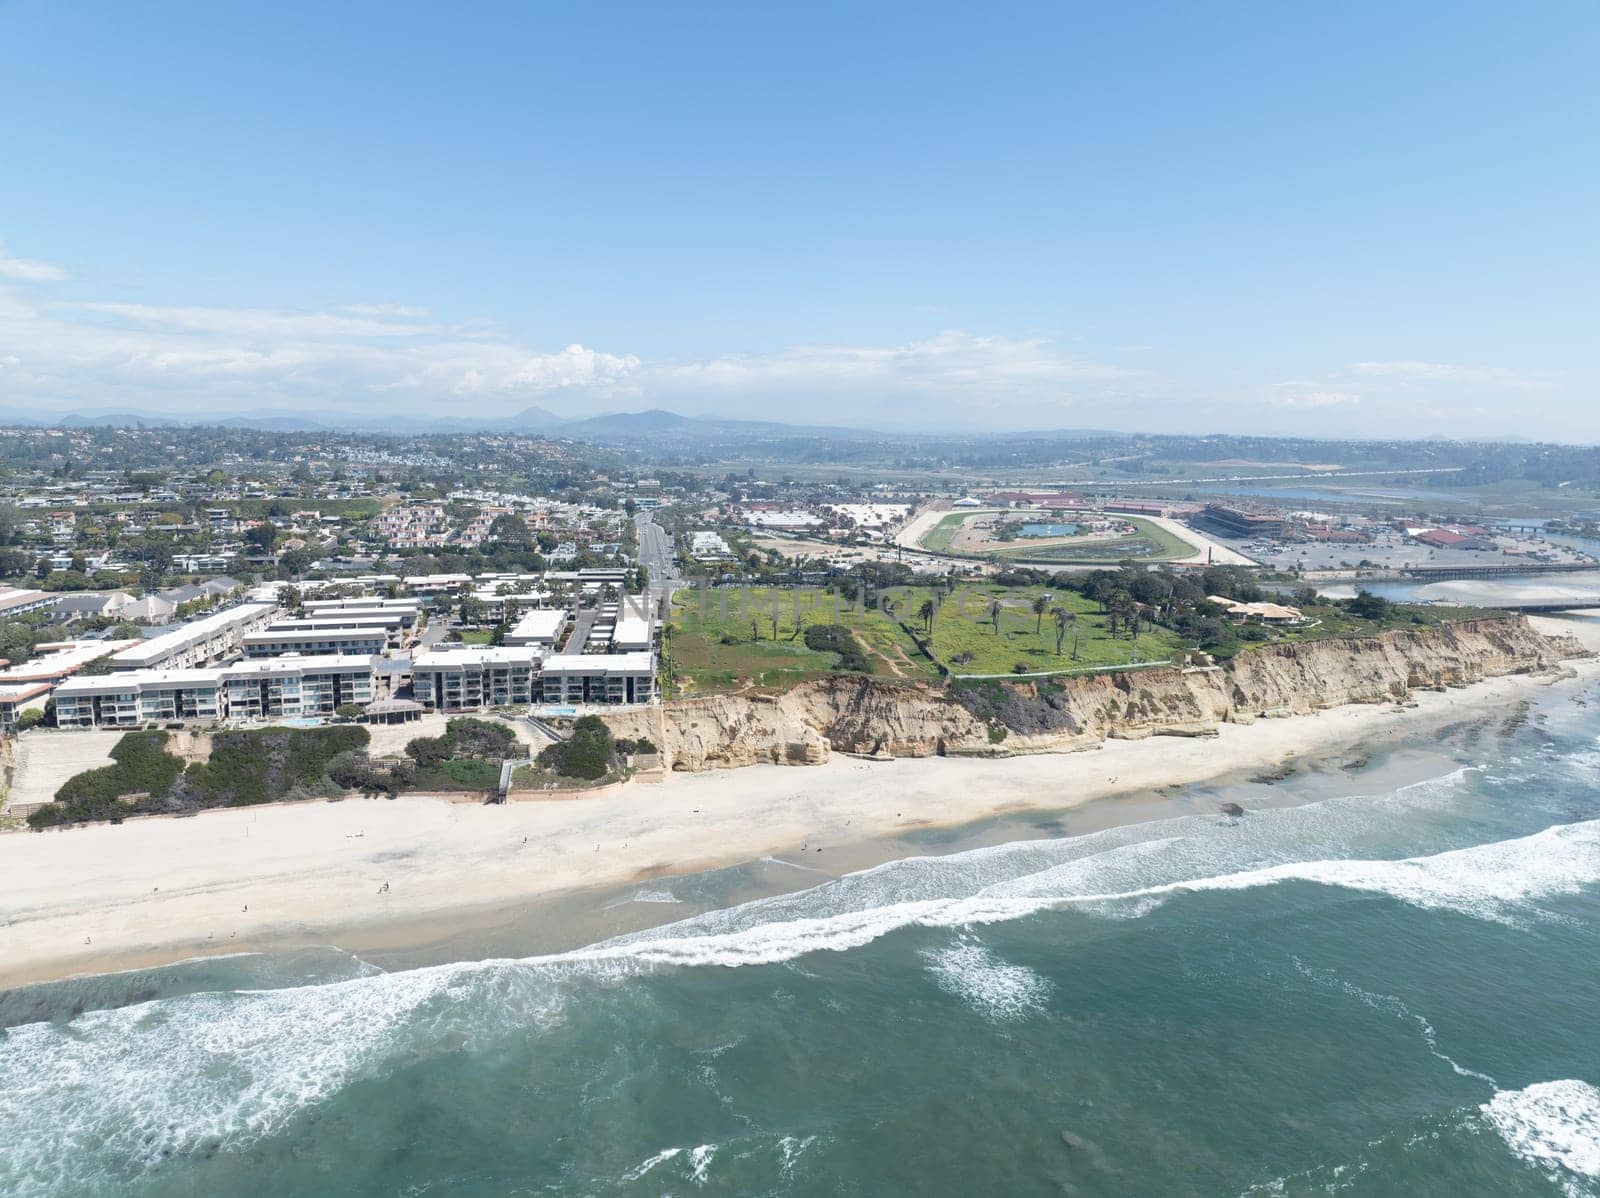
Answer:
top-left (1052, 606), bottom-right (1076, 655)
top-left (917, 598), bottom-right (936, 634)
top-left (1032, 594), bottom-right (1050, 634)
top-left (988, 599), bottom-right (1003, 635)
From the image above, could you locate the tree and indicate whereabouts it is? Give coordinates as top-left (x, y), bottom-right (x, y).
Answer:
top-left (1032, 594), bottom-right (1051, 634)
top-left (988, 599), bottom-right (1002, 635)
top-left (278, 547), bottom-right (312, 577)
top-left (335, 703), bottom-right (364, 722)
top-left (487, 513), bottom-right (532, 547)
top-left (1348, 589), bottom-right (1392, 620)
top-left (1053, 606), bottom-right (1076, 655)
top-left (244, 523), bottom-right (279, 554)
top-left (917, 598), bottom-right (936, 634)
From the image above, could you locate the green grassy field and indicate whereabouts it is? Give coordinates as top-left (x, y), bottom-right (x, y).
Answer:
top-left (1252, 599), bottom-right (1505, 646)
top-left (897, 584), bottom-right (1188, 674)
top-left (667, 584), bottom-right (1188, 689)
top-left (665, 588), bottom-right (938, 692)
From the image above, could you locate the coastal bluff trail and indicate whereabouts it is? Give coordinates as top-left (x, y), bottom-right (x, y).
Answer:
top-left (608, 616), bottom-right (1588, 771)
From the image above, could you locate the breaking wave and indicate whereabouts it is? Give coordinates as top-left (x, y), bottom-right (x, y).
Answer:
top-left (1482, 1080), bottom-right (1600, 1197)
top-left (3, 766), bottom-right (1597, 1195)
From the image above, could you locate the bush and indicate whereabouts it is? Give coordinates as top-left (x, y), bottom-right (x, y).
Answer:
top-left (49, 731), bottom-right (185, 823)
top-left (441, 717), bottom-right (517, 759)
top-left (405, 736), bottom-right (450, 767)
top-left (14, 708), bottom-right (45, 731)
top-left (36, 727), bottom-right (384, 826)
top-left (803, 624), bottom-right (872, 673)
top-left (537, 715), bottom-right (616, 781)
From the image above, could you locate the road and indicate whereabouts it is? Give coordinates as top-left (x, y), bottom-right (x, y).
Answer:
top-left (634, 510), bottom-right (682, 614)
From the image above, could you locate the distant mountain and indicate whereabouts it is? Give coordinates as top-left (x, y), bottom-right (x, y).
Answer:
top-left (562, 408), bottom-right (702, 437)
top-left (56, 411), bottom-right (186, 428)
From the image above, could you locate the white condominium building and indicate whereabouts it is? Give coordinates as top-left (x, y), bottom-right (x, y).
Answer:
top-left (222, 655), bottom-right (378, 721)
top-left (539, 651), bottom-right (655, 705)
top-left (55, 669), bottom-right (225, 728)
top-left (242, 629), bottom-right (390, 658)
top-left (411, 646), bottom-right (543, 712)
top-left (109, 603), bottom-right (278, 671)
top-left (504, 608), bottom-right (569, 648)
top-left (53, 655), bottom-right (379, 728)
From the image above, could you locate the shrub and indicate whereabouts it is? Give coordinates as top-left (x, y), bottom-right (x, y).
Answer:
top-left (803, 624), bottom-right (872, 673)
top-left (441, 717), bottom-right (517, 759)
top-left (537, 715), bottom-right (616, 781)
top-left (405, 735), bottom-right (449, 767)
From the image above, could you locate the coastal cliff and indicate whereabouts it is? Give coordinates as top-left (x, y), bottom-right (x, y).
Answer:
top-left (608, 616), bottom-right (1586, 771)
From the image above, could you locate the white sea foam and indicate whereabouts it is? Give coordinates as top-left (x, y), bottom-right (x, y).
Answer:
top-left (778, 1134), bottom-right (817, 1179)
top-left (1482, 1080), bottom-right (1600, 1196)
top-left (2, 767), bottom-right (1593, 1195)
top-left (0, 960), bottom-right (569, 1196)
top-left (620, 1145), bottom-right (682, 1181)
top-left (921, 937), bottom-right (1050, 1022)
top-left (689, 1142), bottom-right (717, 1184)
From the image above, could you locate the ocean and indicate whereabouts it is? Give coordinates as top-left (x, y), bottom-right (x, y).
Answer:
top-left (3, 683), bottom-right (1599, 1196)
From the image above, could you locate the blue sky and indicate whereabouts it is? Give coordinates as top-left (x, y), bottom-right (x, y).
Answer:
top-left (1, 1), bottom-right (1595, 437)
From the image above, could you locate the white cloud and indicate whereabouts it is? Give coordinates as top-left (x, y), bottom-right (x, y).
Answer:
top-left (0, 277), bottom-right (1131, 424)
top-left (1349, 360), bottom-right (1551, 389)
top-left (0, 244), bottom-right (67, 282)
top-left (1270, 389), bottom-right (1361, 409)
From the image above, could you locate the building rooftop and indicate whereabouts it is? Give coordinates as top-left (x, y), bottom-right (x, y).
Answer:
top-left (541, 651), bottom-right (655, 674)
top-left (110, 603), bottom-right (277, 668)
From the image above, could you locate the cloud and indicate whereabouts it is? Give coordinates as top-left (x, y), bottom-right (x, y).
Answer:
top-left (1270, 389), bottom-right (1361, 409)
top-left (1349, 360), bottom-right (1552, 389)
top-left (0, 244), bottom-right (67, 282)
top-left (0, 274), bottom-right (1131, 425)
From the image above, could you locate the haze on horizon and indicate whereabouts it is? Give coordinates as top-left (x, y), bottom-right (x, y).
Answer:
top-left (1, 1), bottom-right (1595, 440)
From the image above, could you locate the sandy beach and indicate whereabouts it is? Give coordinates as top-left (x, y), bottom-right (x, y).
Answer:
top-left (2, 618), bottom-right (1595, 989)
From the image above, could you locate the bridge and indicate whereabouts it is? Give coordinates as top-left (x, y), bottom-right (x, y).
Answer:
top-left (1397, 562), bottom-right (1599, 582)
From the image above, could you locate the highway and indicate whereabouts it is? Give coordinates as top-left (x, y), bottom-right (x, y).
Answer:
top-left (634, 510), bottom-right (682, 615)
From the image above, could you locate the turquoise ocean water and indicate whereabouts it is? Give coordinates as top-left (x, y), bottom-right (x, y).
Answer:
top-left (3, 683), bottom-right (1600, 1196)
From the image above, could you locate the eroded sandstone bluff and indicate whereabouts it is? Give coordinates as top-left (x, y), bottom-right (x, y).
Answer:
top-left (608, 617), bottom-right (1586, 771)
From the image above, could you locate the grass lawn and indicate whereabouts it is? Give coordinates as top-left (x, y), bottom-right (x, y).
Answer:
top-left (1246, 600), bottom-right (1506, 647)
top-left (899, 583), bottom-right (1188, 675)
top-left (457, 629), bottom-right (495, 645)
top-left (665, 588), bottom-right (938, 693)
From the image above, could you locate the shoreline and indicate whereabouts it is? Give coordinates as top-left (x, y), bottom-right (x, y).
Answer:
top-left (2, 620), bottom-right (1595, 991)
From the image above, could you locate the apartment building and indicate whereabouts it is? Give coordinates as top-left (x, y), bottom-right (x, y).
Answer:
top-left (410, 646), bottom-right (542, 712)
top-left (266, 613), bottom-right (409, 648)
top-left (222, 655), bottom-right (377, 721)
top-left (504, 608), bottom-right (568, 648)
top-left (55, 669), bottom-right (226, 728)
top-left (53, 655), bottom-right (379, 728)
top-left (109, 603), bottom-right (278, 671)
top-left (241, 628), bottom-right (390, 658)
top-left (539, 651), bottom-right (655, 705)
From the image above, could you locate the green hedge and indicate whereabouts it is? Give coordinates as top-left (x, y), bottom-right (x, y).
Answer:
top-left (31, 725), bottom-right (372, 827)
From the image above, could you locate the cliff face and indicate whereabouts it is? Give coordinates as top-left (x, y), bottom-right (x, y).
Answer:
top-left (607, 617), bottom-right (1586, 772)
